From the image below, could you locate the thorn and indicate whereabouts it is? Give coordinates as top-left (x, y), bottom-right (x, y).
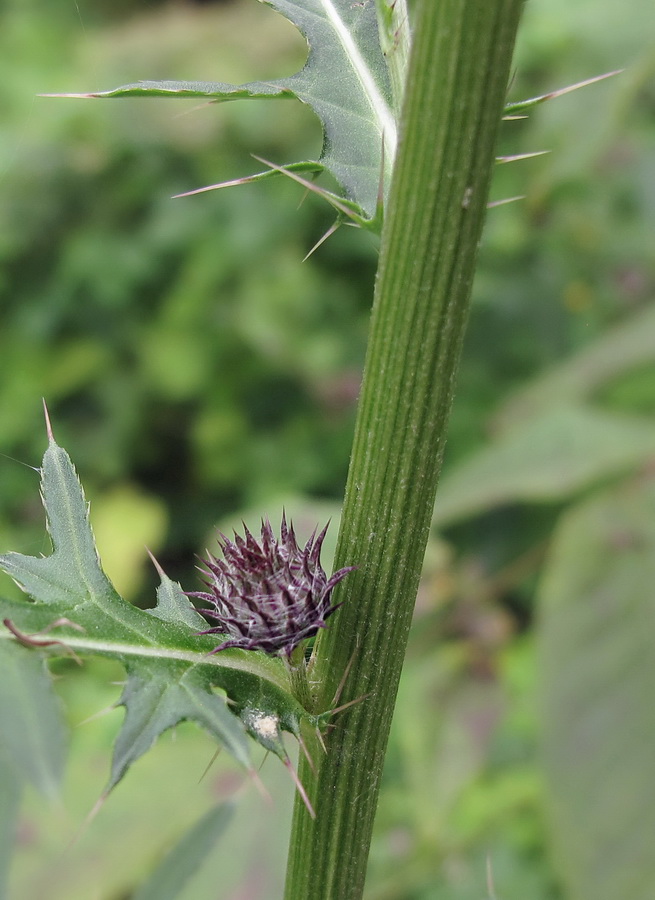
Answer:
top-left (172, 172), bottom-right (267, 199)
top-left (328, 693), bottom-right (371, 717)
top-left (540, 69), bottom-right (623, 102)
top-left (376, 132), bottom-right (386, 211)
top-left (145, 547), bottom-right (166, 579)
top-left (315, 725), bottom-right (327, 754)
top-left (251, 155), bottom-right (359, 222)
top-left (0, 452), bottom-right (40, 474)
top-left (38, 92), bottom-right (99, 99)
top-left (330, 642), bottom-right (359, 709)
top-left (42, 399), bottom-right (54, 443)
top-left (248, 765), bottom-right (273, 806)
top-left (3, 618), bottom-right (84, 664)
top-left (502, 114), bottom-right (528, 121)
top-left (258, 749), bottom-right (270, 772)
top-left (297, 733), bottom-right (316, 775)
top-left (486, 852), bottom-right (499, 900)
top-left (505, 69), bottom-right (623, 116)
top-left (65, 792), bottom-right (108, 853)
top-left (171, 100), bottom-right (216, 119)
top-left (76, 702), bottom-right (119, 727)
top-left (302, 221), bottom-right (341, 261)
top-left (283, 758), bottom-right (316, 819)
top-left (487, 195), bottom-right (525, 209)
top-left (39, 617), bottom-right (86, 636)
top-left (496, 150), bottom-right (550, 164)
top-left (198, 746), bottom-right (222, 784)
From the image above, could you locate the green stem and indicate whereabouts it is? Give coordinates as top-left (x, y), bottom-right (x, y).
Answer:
top-left (287, 646), bottom-right (313, 710)
top-left (284, 0), bottom-right (523, 898)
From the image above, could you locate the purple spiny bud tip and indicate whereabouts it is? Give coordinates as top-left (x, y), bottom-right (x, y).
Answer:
top-left (187, 517), bottom-right (355, 657)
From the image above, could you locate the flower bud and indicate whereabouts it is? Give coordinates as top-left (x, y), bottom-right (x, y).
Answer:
top-left (188, 515), bottom-right (354, 656)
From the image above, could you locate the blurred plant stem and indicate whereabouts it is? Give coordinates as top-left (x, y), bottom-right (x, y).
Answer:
top-left (283, 1), bottom-right (524, 898)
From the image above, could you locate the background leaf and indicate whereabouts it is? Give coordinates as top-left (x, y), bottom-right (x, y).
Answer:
top-left (0, 751), bottom-right (22, 900)
top-left (0, 641), bottom-right (67, 801)
top-left (132, 802), bottom-right (234, 900)
top-left (537, 475), bottom-right (655, 900)
top-left (433, 405), bottom-right (655, 527)
top-left (494, 303), bottom-right (655, 431)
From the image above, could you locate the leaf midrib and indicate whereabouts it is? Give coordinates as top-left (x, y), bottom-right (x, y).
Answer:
top-left (317, 0), bottom-right (396, 157)
top-left (0, 629), bottom-right (289, 691)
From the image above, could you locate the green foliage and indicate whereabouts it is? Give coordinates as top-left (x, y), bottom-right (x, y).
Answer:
top-left (538, 479), bottom-right (655, 900)
top-left (433, 404), bottom-right (655, 526)
top-left (132, 802), bottom-right (234, 900)
top-left (0, 434), bottom-right (316, 798)
top-left (0, 0), bottom-right (654, 897)
top-left (0, 642), bottom-right (67, 801)
top-left (63, 0), bottom-right (403, 222)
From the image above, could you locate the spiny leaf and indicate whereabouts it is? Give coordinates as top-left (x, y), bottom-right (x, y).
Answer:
top-left (46, 6), bottom-right (616, 228)
top-left (147, 562), bottom-right (207, 631)
top-left (50, 0), bottom-right (396, 220)
top-left (0, 436), bottom-right (320, 799)
top-left (109, 665), bottom-right (250, 792)
top-left (132, 802), bottom-right (234, 900)
top-left (0, 438), bottom-right (117, 608)
top-left (0, 640), bottom-right (67, 800)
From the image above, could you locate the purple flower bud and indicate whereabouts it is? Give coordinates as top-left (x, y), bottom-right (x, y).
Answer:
top-left (188, 515), bottom-right (355, 657)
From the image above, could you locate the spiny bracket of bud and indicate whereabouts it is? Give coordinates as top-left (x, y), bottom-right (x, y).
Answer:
top-left (187, 515), bottom-right (355, 657)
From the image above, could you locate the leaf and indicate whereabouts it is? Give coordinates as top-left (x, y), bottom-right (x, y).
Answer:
top-left (0, 751), bottom-right (22, 900)
top-left (0, 640), bottom-right (67, 800)
top-left (0, 437), bottom-right (118, 607)
top-left (52, 0), bottom-right (396, 220)
top-left (433, 405), bottom-right (655, 527)
top-left (46, 9), bottom-right (617, 225)
top-left (109, 665), bottom-right (250, 792)
top-left (493, 304), bottom-right (655, 432)
top-left (148, 569), bottom-right (207, 631)
top-left (537, 476), bottom-right (655, 900)
top-left (132, 802), bottom-right (234, 900)
top-left (0, 436), bottom-right (316, 798)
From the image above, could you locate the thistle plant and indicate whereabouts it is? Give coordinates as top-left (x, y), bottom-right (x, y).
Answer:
top-left (0, 1), bottom-right (617, 898)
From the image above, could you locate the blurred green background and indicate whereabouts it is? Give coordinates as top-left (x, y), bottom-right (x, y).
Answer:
top-left (1, 0), bottom-right (655, 898)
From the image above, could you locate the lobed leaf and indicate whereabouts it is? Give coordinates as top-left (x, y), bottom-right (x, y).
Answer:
top-left (108, 665), bottom-right (251, 793)
top-left (52, 0), bottom-right (396, 220)
top-left (48, 5), bottom-right (614, 229)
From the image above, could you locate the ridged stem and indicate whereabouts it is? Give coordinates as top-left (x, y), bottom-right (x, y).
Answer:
top-left (284, 1), bottom-right (524, 897)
